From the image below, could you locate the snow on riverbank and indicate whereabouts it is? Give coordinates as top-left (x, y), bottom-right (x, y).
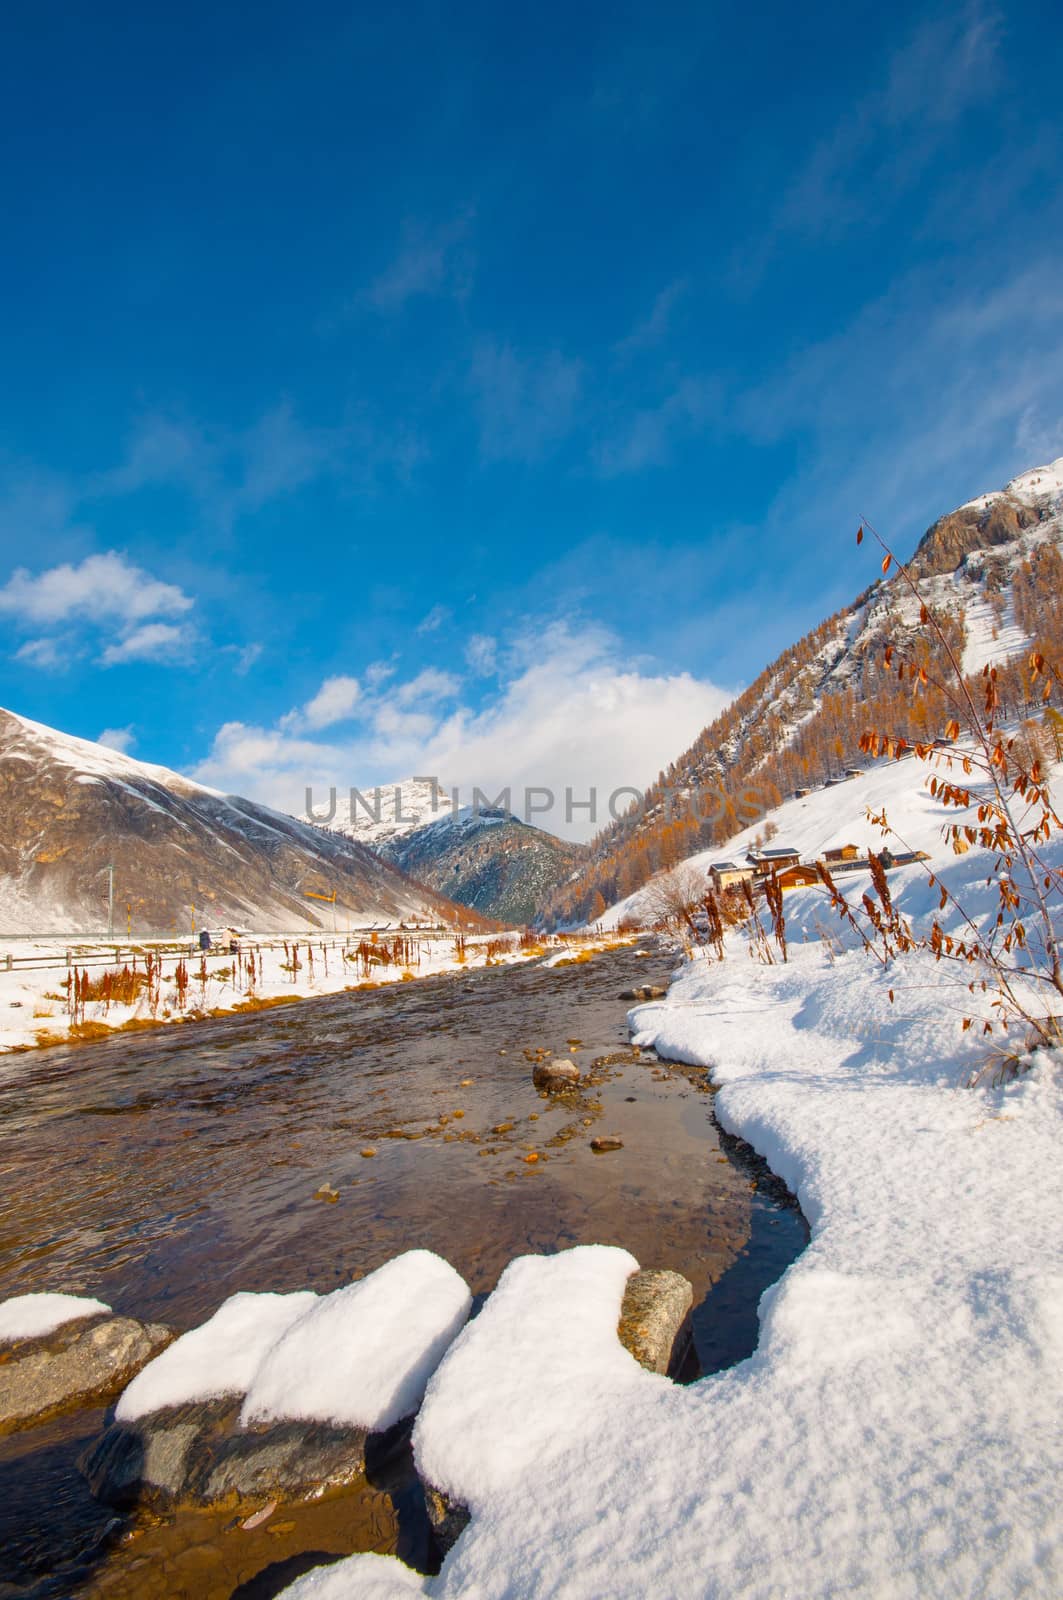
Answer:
top-left (117, 1252), bottom-right (471, 1430)
top-left (0, 1292), bottom-right (112, 1343)
top-left (279, 754), bottom-right (1063, 1598)
top-left (0, 931), bottom-right (632, 1057)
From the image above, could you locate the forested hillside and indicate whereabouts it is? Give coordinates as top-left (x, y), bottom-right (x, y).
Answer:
top-left (547, 461), bottom-right (1063, 925)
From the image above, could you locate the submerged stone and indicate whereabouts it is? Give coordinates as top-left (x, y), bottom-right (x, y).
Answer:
top-left (531, 1057), bottom-right (580, 1091)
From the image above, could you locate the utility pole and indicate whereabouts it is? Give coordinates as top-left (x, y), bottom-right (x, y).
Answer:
top-left (107, 864), bottom-right (115, 940)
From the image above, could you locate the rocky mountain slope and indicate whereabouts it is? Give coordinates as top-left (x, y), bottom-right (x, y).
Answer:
top-left (547, 456), bottom-right (1063, 924)
top-left (311, 779), bottom-right (585, 926)
top-left (0, 712), bottom-right (484, 935)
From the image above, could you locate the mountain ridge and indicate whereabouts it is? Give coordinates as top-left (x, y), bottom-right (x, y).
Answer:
top-left (309, 776), bottom-right (585, 926)
top-left (546, 456), bottom-right (1063, 925)
top-left (0, 710), bottom-right (489, 935)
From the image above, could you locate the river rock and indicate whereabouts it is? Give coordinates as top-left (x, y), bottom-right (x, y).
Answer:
top-left (617, 1269), bottom-right (694, 1377)
top-left (531, 1057), bottom-right (580, 1092)
top-left (590, 1135), bottom-right (624, 1153)
top-left (81, 1395), bottom-right (373, 1509)
top-left (0, 1315), bottom-right (172, 1434)
top-left (424, 1483), bottom-right (471, 1554)
top-left (619, 984), bottom-right (668, 1001)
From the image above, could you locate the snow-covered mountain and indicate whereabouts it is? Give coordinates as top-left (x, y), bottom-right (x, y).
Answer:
top-left (549, 456), bottom-right (1063, 924)
top-left (317, 777), bottom-right (455, 850)
top-left (0, 711), bottom-right (482, 935)
top-left (312, 779), bottom-right (585, 926)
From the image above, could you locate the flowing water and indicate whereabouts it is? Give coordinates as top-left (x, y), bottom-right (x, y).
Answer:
top-left (0, 944), bottom-right (807, 1598)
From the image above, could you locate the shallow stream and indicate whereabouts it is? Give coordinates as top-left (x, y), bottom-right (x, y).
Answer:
top-left (0, 943), bottom-right (807, 1597)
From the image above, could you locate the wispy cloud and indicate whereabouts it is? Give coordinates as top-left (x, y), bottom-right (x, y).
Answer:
top-left (416, 603), bottom-right (451, 634)
top-left (14, 637), bottom-right (67, 671)
top-left (777, 3), bottom-right (1002, 240)
top-left (1015, 406), bottom-right (1063, 466)
top-left (730, 252), bottom-right (1063, 580)
top-left (593, 376), bottom-right (720, 476)
top-left (100, 621), bottom-right (195, 666)
top-left (224, 642), bottom-right (264, 676)
top-left (93, 403), bottom-right (356, 530)
top-left (465, 633), bottom-right (497, 675)
top-left (365, 212), bottom-right (475, 313)
top-left (470, 340), bottom-right (583, 463)
top-left (612, 279), bottom-right (688, 361)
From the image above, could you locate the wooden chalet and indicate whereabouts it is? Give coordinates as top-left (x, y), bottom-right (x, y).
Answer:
top-left (746, 846), bottom-right (801, 879)
top-left (710, 860), bottom-right (756, 892)
top-left (823, 843), bottom-right (861, 863)
top-left (775, 862), bottom-right (820, 892)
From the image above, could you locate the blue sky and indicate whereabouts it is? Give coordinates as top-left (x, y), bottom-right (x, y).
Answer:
top-left (2, 0), bottom-right (1062, 835)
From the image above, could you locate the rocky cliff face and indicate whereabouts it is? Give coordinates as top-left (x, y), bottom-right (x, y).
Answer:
top-left (911, 488), bottom-right (1047, 578)
top-left (384, 808), bottom-right (585, 927)
top-left (545, 456), bottom-right (1063, 924)
top-left (0, 710), bottom-right (473, 935)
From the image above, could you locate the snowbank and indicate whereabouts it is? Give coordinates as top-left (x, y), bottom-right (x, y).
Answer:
top-left (117, 1253), bottom-right (471, 1433)
top-left (241, 1251), bottom-right (472, 1432)
top-left (116, 1290), bottom-right (317, 1421)
top-left (276, 757), bottom-right (1063, 1598)
top-left (0, 1291), bottom-right (111, 1343)
top-left (412, 1246), bottom-right (646, 1503)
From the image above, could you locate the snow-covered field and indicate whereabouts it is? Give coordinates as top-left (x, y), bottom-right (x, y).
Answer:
top-left (0, 930), bottom-right (628, 1055)
top-left (273, 750), bottom-right (1062, 1598)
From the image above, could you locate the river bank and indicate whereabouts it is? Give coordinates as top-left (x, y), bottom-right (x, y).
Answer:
top-left (286, 760), bottom-right (1063, 1599)
top-left (0, 945), bottom-right (806, 1597)
top-left (0, 930), bottom-right (627, 1058)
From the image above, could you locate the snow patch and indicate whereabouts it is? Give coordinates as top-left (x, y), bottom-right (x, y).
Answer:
top-left (0, 1291), bottom-right (112, 1343)
top-left (240, 1251), bottom-right (472, 1432)
top-left (116, 1291), bottom-right (317, 1421)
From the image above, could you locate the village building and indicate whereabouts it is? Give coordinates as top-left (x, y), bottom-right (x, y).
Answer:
top-left (775, 862), bottom-right (820, 892)
top-left (823, 843), bottom-right (861, 862)
top-left (746, 846), bottom-right (801, 878)
top-left (710, 860), bottom-right (756, 892)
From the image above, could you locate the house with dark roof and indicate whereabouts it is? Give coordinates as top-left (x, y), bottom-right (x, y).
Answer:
top-left (710, 860), bottom-right (756, 892)
top-left (746, 846), bottom-right (801, 878)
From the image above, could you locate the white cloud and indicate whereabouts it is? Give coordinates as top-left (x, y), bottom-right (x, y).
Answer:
top-left (191, 620), bottom-right (733, 841)
top-left (97, 725), bottom-right (136, 753)
top-left (14, 637), bottom-right (66, 670)
top-left (228, 642), bottom-right (264, 676)
top-left (392, 668), bottom-right (460, 708)
top-left (300, 675), bottom-right (362, 731)
top-left (100, 622), bottom-right (194, 666)
top-left (416, 604), bottom-right (450, 634)
top-left (0, 551), bottom-right (192, 627)
top-left (465, 633), bottom-right (498, 675)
